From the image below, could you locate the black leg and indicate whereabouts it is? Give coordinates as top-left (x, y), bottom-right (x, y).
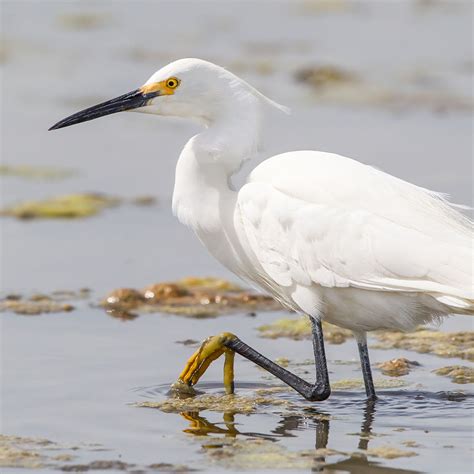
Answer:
top-left (357, 338), bottom-right (377, 401)
top-left (224, 316), bottom-right (331, 402)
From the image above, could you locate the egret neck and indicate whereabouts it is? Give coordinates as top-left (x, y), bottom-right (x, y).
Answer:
top-left (172, 97), bottom-right (262, 234)
top-left (172, 100), bottom-right (263, 276)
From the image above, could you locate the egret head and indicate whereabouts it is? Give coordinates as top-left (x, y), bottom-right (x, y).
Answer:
top-left (49, 58), bottom-right (287, 130)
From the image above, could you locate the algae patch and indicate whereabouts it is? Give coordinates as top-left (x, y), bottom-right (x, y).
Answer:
top-left (131, 195), bottom-right (158, 206)
top-left (296, 0), bottom-right (355, 15)
top-left (0, 434), bottom-right (193, 471)
top-left (0, 164), bottom-right (76, 180)
top-left (101, 277), bottom-right (281, 318)
top-left (376, 358), bottom-right (421, 377)
top-left (331, 378), bottom-right (407, 390)
top-left (372, 329), bottom-right (474, 361)
top-left (257, 316), bottom-right (352, 344)
top-left (0, 298), bottom-right (74, 315)
top-left (295, 65), bottom-right (359, 89)
top-left (57, 13), bottom-right (110, 30)
top-left (1, 193), bottom-right (120, 219)
top-left (201, 437), bottom-right (320, 470)
top-left (0, 435), bottom-right (47, 469)
top-left (433, 365), bottom-right (474, 384)
top-left (0, 434), bottom-right (81, 469)
top-left (136, 393), bottom-right (290, 415)
top-left (364, 445), bottom-right (418, 459)
top-left (60, 460), bottom-right (132, 471)
top-left (0, 289), bottom-right (90, 315)
top-left (294, 64), bottom-right (473, 112)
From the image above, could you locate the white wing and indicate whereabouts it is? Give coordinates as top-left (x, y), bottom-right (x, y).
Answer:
top-left (236, 151), bottom-right (474, 309)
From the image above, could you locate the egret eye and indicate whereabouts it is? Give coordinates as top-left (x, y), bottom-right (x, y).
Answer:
top-left (166, 77), bottom-right (179, 89)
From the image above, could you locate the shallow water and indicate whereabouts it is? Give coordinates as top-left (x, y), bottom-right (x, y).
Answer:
top-left (1, 1), bottom-right (473, 473)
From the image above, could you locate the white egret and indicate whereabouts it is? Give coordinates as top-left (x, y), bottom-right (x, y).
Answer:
top-left (50, 58), bottom-right (473, 401)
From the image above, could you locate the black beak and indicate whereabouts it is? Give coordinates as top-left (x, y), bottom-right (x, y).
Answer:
top-left (49, 88), bottom-right (158, 131)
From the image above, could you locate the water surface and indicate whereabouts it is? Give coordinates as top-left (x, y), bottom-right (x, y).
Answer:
top-left (1, 1), bottom-right (473, 473)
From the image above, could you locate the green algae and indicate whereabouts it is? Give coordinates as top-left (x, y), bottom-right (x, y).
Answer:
top-left (0, 299), bottom-right (74, 315)
top-left (1, 193), bottom-right (120, 219)
top-left (57, 13), bottom-right (109, 30)
top-left (0, 290), bottom-right (90, 315)
top-left (296, 0), bottom-right (354, 15)
top-left (141, 377), bottom-right (406, 419)
top-left (60, 460), bottom-right (132, 471)
top-left (0, 435), bottom-right (48, 469)
top-left (433, 365), bottom-right (474, 384)
top-left (201, 437), bottom-right (320, 470)
top-left (274, 357), bottom-right (290, 368)
top-left (295, 65), bottom-right (359, 88)
top-left (0, 434), bottom-right (192, 471)
top-left (0, 164), bottom-right (76, 180)
top-left (372, 329), bottom-right (474, 361)
top-left (130, 195), bottom-right (158, 206)
top-left (257, 316), bottom-right (353, 344)
top-left (136, 393), bottom-right (290, 415)
top-left (198, 436), bottom-right (416, 471)
top-left (0, 434), bottom-right (79, 469)
top-left (101, 277), bottom-right (281, 318)
top-left (294, 64), bottom-right (473, 112)
top-left (364, 445), bottom-right (418, 459)
top-left (331, 377), bottom-right (407, 390)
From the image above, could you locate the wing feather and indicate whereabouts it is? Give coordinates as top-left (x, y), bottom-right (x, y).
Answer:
top-left (236, 151), bottom-right (473, 304)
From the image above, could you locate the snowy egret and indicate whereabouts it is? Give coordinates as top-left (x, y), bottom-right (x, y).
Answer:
top-left (50, 58), bottom-right (473, 401)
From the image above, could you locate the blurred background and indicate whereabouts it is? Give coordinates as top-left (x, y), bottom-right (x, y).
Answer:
top-left (2, 0), bottom-right (472, 293)
top-left (1, 1), bottom-right (473, 473)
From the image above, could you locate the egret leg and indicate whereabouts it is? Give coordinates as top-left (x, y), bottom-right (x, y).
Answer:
top-left (176, 316), bottom-right (331, 402)
top-left (357, 338), bottom-right (377, 401)
top-left (226, 316), bottom-right (330, 401)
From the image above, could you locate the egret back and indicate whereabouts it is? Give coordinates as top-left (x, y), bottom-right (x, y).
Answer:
top-left (236, 151), bottom-right (473, 315)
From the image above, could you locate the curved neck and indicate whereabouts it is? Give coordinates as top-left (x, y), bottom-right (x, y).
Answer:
top-left (172, 138), bottom-right (232, 233)
top-left (172, 108), bottom-right (261, 233)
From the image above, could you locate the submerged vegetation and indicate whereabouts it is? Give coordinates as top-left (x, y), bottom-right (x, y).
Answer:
top-left (372, 329), bottom-right (474, 361)
top-left (0, 434), bottom-right (192, 471)
top-left (101, 277), bottom-right (281, 319)
top-left (56, 12), bottom-right (110, 30)
top-left (0, 193), bottom-right (158, 219)
top-left (0, 164), bottom-right (76, 180)
top-left (433, 365), bottom-right (474, 384)
top-left (257, 320), bottom-right (474, 363)
top-left (294, 64), bottom-right (474, 112)
top-left (376, 358), bottom-right (421, 377)
top-left (0, 290), bottom-right (90, 315)
top-left (257, 316), bottom-right (353, 344)
top-left (137, 392), bottom-right (291, 415)
top-left (0, 193), bottom-right (120, 219)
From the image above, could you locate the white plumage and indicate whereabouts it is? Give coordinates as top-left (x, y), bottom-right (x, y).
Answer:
top-left (49, 58), bottom-right (474, 399)
top-left (162, 59), bottom-right (473, 340)
top-left (51, 58), bottom-right (474, 340)
top-left (236, 151), bottom-right (473, 334)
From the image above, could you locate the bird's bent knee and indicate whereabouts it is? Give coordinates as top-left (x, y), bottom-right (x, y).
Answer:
top-left (306, 386), bottom-right (331, 402)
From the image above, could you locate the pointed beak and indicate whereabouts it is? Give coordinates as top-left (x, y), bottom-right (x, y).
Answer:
top-left (49, 88), bottom-right (159, 131)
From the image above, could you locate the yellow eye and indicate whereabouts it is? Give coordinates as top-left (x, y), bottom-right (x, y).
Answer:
top-left (166, 77), bottom-right (179, 89)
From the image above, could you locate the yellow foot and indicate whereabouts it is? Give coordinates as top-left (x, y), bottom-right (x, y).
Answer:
top-left (180, 411), bottom-right (238, 436)
top-left (172, 332), bottom-right (237, 395)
